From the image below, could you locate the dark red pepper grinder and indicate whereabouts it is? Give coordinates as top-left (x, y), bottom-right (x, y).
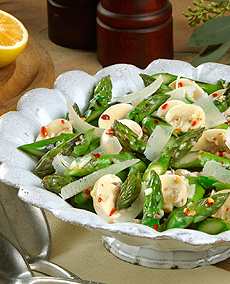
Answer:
top-left (47, 0), bottom-right (100, 49)
top-left (96, 0), bottom-right (174, 68)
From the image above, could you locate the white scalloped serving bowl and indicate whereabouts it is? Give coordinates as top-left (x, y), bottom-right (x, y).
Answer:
top-left (1, 59), bottom-right (230, 269)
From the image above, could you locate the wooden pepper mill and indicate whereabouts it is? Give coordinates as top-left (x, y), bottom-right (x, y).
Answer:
top-left (96, 0), bottom-right (173, 68)
top-left (47, 0), bottom-right (100, 49)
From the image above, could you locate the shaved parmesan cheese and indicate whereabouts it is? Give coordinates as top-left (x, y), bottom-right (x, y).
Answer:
top-left (166, 86), bottom-right (196, 103)
top-left (52, 154), bottom-right (74, 174)
top-left (101, 136), bottom-right (122, 155)
top-left (66, 98), bottom-right (104, 137)
top-left (194, 93), bottom-right (227, 128)
top-left (115, 75), bottom-right (163, 106)
top-left (201, 161), bottom-right (230, 184)
top-left (60, 159), bottom-right (139, 199)
top-left (225, 127), bottom-right (230, 150)
top-left (144, 125), bottom-right (174, 161)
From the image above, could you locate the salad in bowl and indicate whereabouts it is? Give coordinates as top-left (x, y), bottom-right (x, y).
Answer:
top-left (1, 59), bottom-right (230, 269)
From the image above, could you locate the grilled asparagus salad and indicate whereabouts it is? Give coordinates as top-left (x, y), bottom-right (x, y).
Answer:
top-left (18, 72), bottom-right (230, 235)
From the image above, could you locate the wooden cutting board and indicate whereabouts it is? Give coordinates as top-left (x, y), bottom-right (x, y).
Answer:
top-left (0, 38), bottom-right (55, 116)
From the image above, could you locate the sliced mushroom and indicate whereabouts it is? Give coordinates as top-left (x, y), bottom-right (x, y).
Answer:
top-left (35, 119), bottom-right (73, 141)
top-left (169, 78), bottom-right (204, 102)
top-left (212, 189), bottom-right (230, 221)
top-left (98, 103), bottom-right (134, 129)
top-left (90, 174), bottom-right (123, 223)
top-left (156, 100), bottom-right (187, 117)
top-left (191, 129), bottom-right (228, 155)
top-left (160, 174), bottom-right (188, 213)
top-left (165, 104), bottom-right (205, 133)
top-left (100, 119), bottom-right (143, 150)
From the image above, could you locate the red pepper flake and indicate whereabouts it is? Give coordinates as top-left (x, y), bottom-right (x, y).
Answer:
top-left (212, 137), bottom-right (217, 142)
top-left (206, 197), bottom-right (215, 206)
top-left (226, 207), bottom-right (230, 212)
top-left (191, 120), bottom-right (197, 127)
top-left (218, 133), bottom-right (223, 136)
top-left (101, 114), bottom-right (110, 120)
top-left (142, 126), bottom-right (147, 133)
top-left (154, 120), bottom-right (159, 124)
top-left (183, 208), bottom-right (190, 215)
top-left (178, 82), bottom-right (183, 88)
top-left (153, 224), bottom-right (159, 230)
top-left (94, 164), bottom-right (98, 169)
top-left (220, 161), bottom-right (224, 164)
top-left (41, 126), bottom-right (48, 137)
top-left (106, 129), bottom-right (115, 135)
top-left (81, 117), bottom-right (86, 121)
top-left (92, 153), bottom-right (101, 158)
top-left (84, 189), bottom-right (90, 195)
top-left (226, 121), bottom-right (230, 126)
top-left (162, 103), bottom-right (168, 110)
top-left (123, 137), bottom-right (128, 140)
top-left (219, 151), bottom-right (223, 157)
top-left (152, 214), bottom-right (158, 219)
top-left (109, 208), bottom-right (115, 216)
top-left (61, 119), bottom-right (65, 124)
top-left (212, 93), bottom-right (218, 97)
top-left (98, 197), bottom-right (102, 202)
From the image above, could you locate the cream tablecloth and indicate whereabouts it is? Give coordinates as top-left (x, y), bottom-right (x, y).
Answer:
top-left (47, 211), bottom-right (230, 284)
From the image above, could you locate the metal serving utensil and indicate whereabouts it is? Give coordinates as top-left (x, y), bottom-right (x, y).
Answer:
top-left (0, 182), bottom-right (82, 279)
top-left (0, 232), bottom-right (104, 284)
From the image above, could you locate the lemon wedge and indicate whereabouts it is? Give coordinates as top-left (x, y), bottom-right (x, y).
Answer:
top-left (0, 9), bottom-right (28, 68)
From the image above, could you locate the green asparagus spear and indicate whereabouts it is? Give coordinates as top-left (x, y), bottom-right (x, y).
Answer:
top-left (65, 153), bottom-right (113, 177)
top-left (42, 174), bottom-right (74, 193)
top-left (61, 128), bottom-right (94, 157)
top-left (115, 156), bottom-right (147, 210)
top-left (18, 133), bottom-right (76, 158)
top-left (32, 139), bottom-right (73, 178)
top-left (151, 73), bottom-right (177, 85)
top-left (66, 102), bottom-right (81, 120)
top-left (142, 128), bottom-right (204, 179)
top-left (190, 217), bottom-right (230, 235)
top-left (173, 150), bottom-right (230, 170)
top-left (124, 94), bottom-right (170, 123)
top-left (65, 152), bottom-right (146, 177)
top-left (116, 167), bottom-right (142, 210)
top-left (32, 130), bottom-right (95, 178)
top-left (141, 115), bottom-right (178, 137)
top-left (139, 73), bottom-right (172, 94)
top-left (195, 81), bottom-right (222, 95)
top-left (186, 176), bottom-right (206, 203)
top-left (142, 170), bottom-right (164, 230)
top-left (84, 136), bottom-right (100, 154)
top-left (213, 88), bottom-right (230, 113)
top-left (84, 75), bottom-right (112, 122)
top-left (198, 175), bottom-right (230, 192)
top-left (160, 192), bottom-right (229, 231)
top-left (112, 119), bottom-right (147, 154)
top-left (75, 188), bottom-right (92, 204)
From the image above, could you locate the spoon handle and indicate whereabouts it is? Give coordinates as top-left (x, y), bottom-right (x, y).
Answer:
top-left (17, 276), bottom-right (105, 284)
top-left (30, 259), bottom-right (82, 280)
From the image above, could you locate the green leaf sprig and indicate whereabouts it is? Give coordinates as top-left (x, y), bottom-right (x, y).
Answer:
top-left (183, 0), bottom-right (230, 27)
top-left (183, 0), bottom-right (230, 66)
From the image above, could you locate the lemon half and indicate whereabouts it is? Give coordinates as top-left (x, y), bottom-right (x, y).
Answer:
top-left (0, 9), bottom-right (28, 68)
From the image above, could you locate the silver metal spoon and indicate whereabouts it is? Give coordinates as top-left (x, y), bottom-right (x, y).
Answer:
top-left (0, 233), bottom-right (104, 284)
top-left (0, 182), bottom-right (81, 279)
